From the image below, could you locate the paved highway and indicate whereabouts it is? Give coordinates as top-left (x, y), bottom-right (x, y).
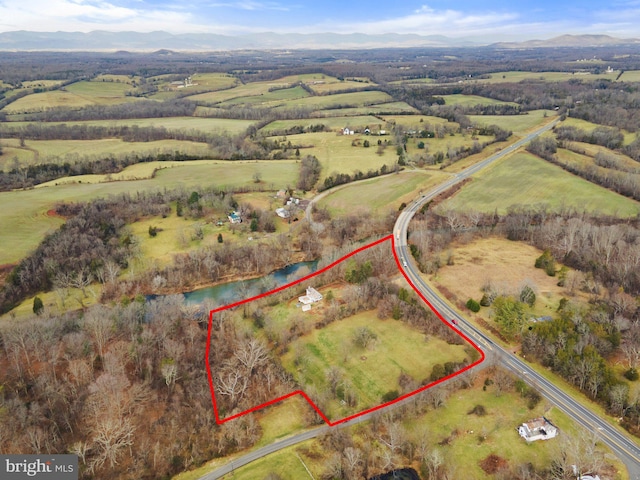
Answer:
top-left (201, 118), bottom-right (640, 479)
top-left (394, 118), bottom-right (640, 479)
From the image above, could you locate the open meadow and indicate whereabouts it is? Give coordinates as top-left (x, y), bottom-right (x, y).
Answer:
top-left (0, 160), bottom-right (298, 265)
top-left (320, 101), bottom-right (417, 116)
top-left (442, 94), bottom-right (518, 107)
top-left (281, 309), bottom-right (469, 420)
top-left (2, 86), bottom-right (142, 114)
top-left (2, 116), bottom-right (255, 136)
top-left (318, 170), bottom-right (448, 216)
top-left (260, 115), bottom-right (381, 134)
top-left (561, 117), bottom-right (637, 145)
top-left (216, 85), bottom-right (310, 107)
top-left (274, 90), bottom-right (392, 110)
top-left (284, 131), bottom-right (397, 179)
top-left (0, 138), bottom-right (213, 168)
top-left (440, 152), bottom-right (640, 217)
top-left (469, 110), bottom-right (556, 135)
top-left (476, 70), bottom-right (618, 83)
top-left (185, 79), bottom-right (290, 104)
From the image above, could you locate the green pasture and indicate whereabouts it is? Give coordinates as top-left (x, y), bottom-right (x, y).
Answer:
top-left (0, 145), bottom-right (33, 169)
top-left (65, 80), bottom-right (133, 97)
top-left (93, 74), bottom-right (139, 84)
top-left (381, 114), bottom-right (450, 127)
top-left (3, 116), bottom-right (254, 136)
top-left (282, 310), bottom-right (469, 420)
top-left (440, 152), bottom-right (640, 217)
top-left (189, 72), bottom-right (238, 90)
top-left (277, 90), bottom-right (392, 110)
top-left (390, 77), bottom-right (436, 85)
top-left (442, 94), bottom-right (519, 107)
top-left (0, 160), bottom-right (298, 265)
top-left (561, 117), bottom-right (637, 145)
top-left (319, 101), bottom-right (418, 116)
top-left (284, 131), bottom-right (397, 179)
top-left (405, 132), bottom-right (495, 157)
top-left (469, 110), bottom-right (556, 134)
top-left (186, 80), bottom-right (284, 104)
top-left (307, 78), bottom-right (375, 94)
top-left (479, 70), bottom-right (618, 83)
top-left (3, 89), bottom-right (141, 114)
top-left (565, 141), bottom-right (640, 170)
top-left (619, 70), bottom-right (640, 82)
top-left (218, 442), bottom-right (313, 480)
top-left (216, 85), bottom-right (310, 107)
top-left (2, 138), bottom-right (213, 166)
top-left (318, 171), bottom-right (448, 216)
top-left (260, 115), bottom-right (381, 134)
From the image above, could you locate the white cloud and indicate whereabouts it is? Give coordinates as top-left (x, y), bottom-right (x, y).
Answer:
top-left (304, 4), bottom-right (520, 36)
top-left (207, 0), bottom-right (289, 11)
top-left (0, 0), bottom-right (199, 32)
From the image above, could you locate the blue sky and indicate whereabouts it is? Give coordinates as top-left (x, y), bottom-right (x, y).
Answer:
top-left (1, 0), bottom-right (639, 41)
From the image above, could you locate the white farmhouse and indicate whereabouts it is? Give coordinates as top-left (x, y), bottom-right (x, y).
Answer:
top-left (298, 287), bottom-right (323, 305)
top-left (517, 417), bottom-right (558, 442)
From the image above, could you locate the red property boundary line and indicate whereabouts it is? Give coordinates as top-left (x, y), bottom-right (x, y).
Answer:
top-left (205, 234), bottom-right (485, 427)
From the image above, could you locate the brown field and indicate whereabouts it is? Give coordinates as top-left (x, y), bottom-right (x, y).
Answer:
top-left (428, 236), bottom-right (587, 319)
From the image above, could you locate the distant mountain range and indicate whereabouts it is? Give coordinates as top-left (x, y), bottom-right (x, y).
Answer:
top-left (0, 31), bottom-right (638, 51)
top-left (493, 34), bottom-right (640, 49)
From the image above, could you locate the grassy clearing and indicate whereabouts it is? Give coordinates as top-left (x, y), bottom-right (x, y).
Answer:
top-left (478, 70), bottom-right (618, 83)
top-left (561, 117), bottom-right (637, 145)
top-left (3, 116), bottom-right (254, 136)
top-left (442, 94), bottom-right (518, 107)
top-left (318, 171), bottom-right (448, 216)
top-left (3, 284), bottom-right (102, 321)
top-left (65, 80), bottom-right (133, 97)
top-left (35, 160), bottom-right (229, 186)
top-left (319, 101), bottom-right (418, 116)
top-left (261, 115), bottom-right (381, 134)
top-left (619, 70), bottom-right (640, 82)
top-left (282, 310), bottom-right (469, 420)
top-left (307, 79), bottom-right (375, 94)
top-left (277, 91), bottom-right (393, 110)
top-left (429, 236), bottom-right (587, 322)
top-left (0, 144), bottom-right (33, 169)
top-left (285, 131), bottom-right (397, 180)
top-left (218, 442), bottom-right (314, 480)
top-left (255, 396), bottom-right (309, 447)
top-left (3, 89), bottom-right (141, 114)
top-left (405, 132), bottom-right (494, 158)
top-left (7, 138), bottom-right (212, 166)
top-left (0, 160), bottom-right (298, 265)
top-left (93, 74), bottom-right (139, 84)
top-left (441, 152), bottom-right (640, 217)
top-left (565, 141), bottom-right (640, 170)
top-left (381, 114), bottom-right (450, 127)
top-left (186, 80), bottom-right (281, 104)
top-left (216, 85), bottom-right (310, 107)
top-left (468, 110), bottom-right (556, 134)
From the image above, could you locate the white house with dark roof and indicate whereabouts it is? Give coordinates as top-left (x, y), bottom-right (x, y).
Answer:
top-left (517, 417), bottom-right (558, 442)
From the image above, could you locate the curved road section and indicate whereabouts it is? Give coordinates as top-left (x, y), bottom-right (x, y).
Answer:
top-left (394, 118), bottom-right (640, 479)
top-left (201, 118), bottom-right (638, 480)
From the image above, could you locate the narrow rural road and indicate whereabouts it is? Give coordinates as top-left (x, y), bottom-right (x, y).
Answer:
top-left (199, 117), bottom-right (637, 480)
